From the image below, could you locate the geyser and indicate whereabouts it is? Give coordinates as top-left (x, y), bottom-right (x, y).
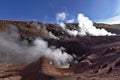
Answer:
top-left (57, 13), bottom-right (116, 36)
top-left (0, 25), bottom-right (73, 67)
top-left (77, 14), bottom-right (116, 36)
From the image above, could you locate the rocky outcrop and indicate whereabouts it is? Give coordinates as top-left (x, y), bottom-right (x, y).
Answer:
top-left (0, 20), bottom-right (120, 80)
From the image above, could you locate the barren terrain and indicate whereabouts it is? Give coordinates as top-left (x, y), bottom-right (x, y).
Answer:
top-left (0, 20), bottom-right (120, 80)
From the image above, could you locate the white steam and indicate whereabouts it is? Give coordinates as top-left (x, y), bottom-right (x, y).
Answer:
top-left (48, 32), bottom-right (60, 40)
top-left (77, 14), bottom-right (116, 36)
top-left (0, 26), bottom-right (73, 67)
top-left (30, 39), bottom-right (73, 66)
top-left (66, 19), bottom-right (75, 23)
top-left (57, 13), bottom-right (116, 36)
top-left (28, 21), bottom-right (59, 39)
top-left (56, 12), bottom-right (66, 21)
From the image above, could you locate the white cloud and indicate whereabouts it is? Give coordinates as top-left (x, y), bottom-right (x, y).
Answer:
top-left (66, 19), bottom-right (75, 23)
top-left (98, 15), bottom-right (120, 24)
top-left (56, 12), bottom-right (66, 21)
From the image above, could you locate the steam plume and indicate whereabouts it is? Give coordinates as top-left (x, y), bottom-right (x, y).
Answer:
top-left (57, 13), bottom-right (116, 36)
top-left (78, 14), bottom-right (116, 36)
top-left (56, 12), bottom-right (66, 21)
top-left (0, 26), bottom-right (73, 67)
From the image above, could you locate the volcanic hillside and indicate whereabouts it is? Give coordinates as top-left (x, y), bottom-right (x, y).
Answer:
top-left (0, 20), bottom-right (120, 80)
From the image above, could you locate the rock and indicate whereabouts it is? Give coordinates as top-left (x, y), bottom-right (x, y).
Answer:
top-left (9, 76), bottom-right (22, 80)
top-left (3, 78), bottom-right (9, 80)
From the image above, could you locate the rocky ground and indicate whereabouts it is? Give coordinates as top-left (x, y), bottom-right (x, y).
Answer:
top-left (0, 20), bottom-right (120, 80)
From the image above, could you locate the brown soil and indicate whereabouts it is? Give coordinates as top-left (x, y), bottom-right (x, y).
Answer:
top-left (0, 20), bottom-right (120, 80)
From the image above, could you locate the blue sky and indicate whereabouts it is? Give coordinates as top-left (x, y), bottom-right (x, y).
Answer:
top-left (0, 0), bottom-right (119, 23)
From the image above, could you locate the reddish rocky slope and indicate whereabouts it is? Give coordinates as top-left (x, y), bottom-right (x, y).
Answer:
top-left (0, 20), bottom-right (120, 80)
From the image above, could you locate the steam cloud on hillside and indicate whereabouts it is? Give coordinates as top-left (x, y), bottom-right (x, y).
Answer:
top-left (57, 12), bottom-right (116, 36)
top-left (77, 14), bottom-right (116, 36)
top-left (0, 13), bottom-right (116, 68)
top-left (0, 26), bottom-right (73, 67)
